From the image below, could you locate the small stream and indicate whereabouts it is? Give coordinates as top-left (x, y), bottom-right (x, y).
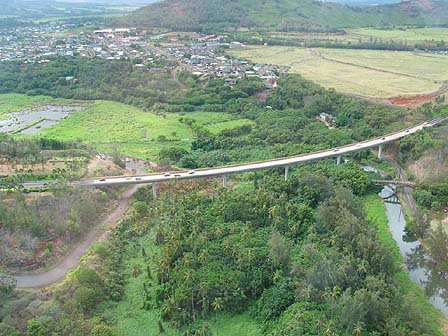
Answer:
top-left (365, 165), bottom-right (448, 316)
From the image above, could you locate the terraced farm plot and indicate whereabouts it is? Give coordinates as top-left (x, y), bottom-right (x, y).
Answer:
top-left (229, 46), bottom-right (448, 98)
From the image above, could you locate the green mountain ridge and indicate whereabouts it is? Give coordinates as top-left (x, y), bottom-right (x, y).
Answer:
top-left (116, 0), bottom-right (448, 32)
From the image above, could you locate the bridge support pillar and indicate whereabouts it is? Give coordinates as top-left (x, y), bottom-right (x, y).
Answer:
top-left (284, 166), bottom-right (289, 181)
top-left (223, 175), bottom-right (228, 188)
top-left (378, 145), bottom-right (383, 159)
top-left (152, 182), bottom-right (157, 200)
top-left (336, 156), bottom-right (342, 165)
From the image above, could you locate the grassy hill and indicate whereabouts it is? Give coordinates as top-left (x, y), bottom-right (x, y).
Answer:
top-left (116, 0), bottom-right (448, 32)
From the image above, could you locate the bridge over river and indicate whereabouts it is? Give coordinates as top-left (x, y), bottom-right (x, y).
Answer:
top-left (13, 116), bottom-right (446, 289)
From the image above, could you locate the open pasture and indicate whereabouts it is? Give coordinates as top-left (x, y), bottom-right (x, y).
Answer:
top-left (349, 27), bottom-right (448, 42)
top-left (229, 46), bottom-right (448, 98)
top-left (268, 27), bottom-right (448, 44)
top-left (0, 94), bottom-right (253, 159)
top-left (37, 100), bottom-right (252, 159)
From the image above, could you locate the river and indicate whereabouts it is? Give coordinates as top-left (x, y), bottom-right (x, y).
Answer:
top-left (362, 164), bottom-right (448, 316)
top-left (380, 185), bottom-right (448, 316)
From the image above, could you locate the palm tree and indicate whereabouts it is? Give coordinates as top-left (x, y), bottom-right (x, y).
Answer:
top-left (212, 297), bottom-right (224, 336)
top-left (273, 270), bottom-right (283, 284)
top-left (199, 250), bottom-right (208, 265)
top-left (184, 270), bottom-right (195, 322)
top-left (199, 323), bottom-right (210, 336)
top-left (353, 321), bottom-right (364, 336)
top-left (356, 261), bottom-right (368, 275)
top-left (214, 226), bottom-right (224, 239)
top-left (212, 297), bottom-right (223, 312)
top-left (324, 327), bottom-right (333, 336)
top-left (331, 286), bottom-right (341, 300)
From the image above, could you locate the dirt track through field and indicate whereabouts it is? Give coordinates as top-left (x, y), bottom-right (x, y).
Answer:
top-left (14, 185), bottom-right (139, 289)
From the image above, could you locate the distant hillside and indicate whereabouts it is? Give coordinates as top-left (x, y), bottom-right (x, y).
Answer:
top-left (331, 0), bottom-right (399, 5)
top-left (0, 0), bottom-right (133, 20)
top-left (115, 0), bottom-right (448, 31)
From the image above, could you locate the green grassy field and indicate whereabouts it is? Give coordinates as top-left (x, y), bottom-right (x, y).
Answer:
top-left (268, 27), bottom-right (448, 44)
top-left (229, 46), bottom-right (448, 98)
top-left (350, 27), bottom-right (448, 42)
top-left (0, 94), bottom-right (253, 159)
top-left (27, 99), bottom-right (253, 159)
top-left (363, 195), bottom-right (444, 334)
top-left (102, 234), bottom-right (261, 336)
top-left (268, 31), bottom-right (360, 43)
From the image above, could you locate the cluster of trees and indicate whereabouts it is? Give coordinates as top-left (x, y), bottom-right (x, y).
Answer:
top-left (398, 129), bottom-right (439, 164)
top-left (159, 74), bottom-right (404, 168)
top-left (7, 196), bottom-right (150, 336)
top-left (104, 165), bottom-right (436, 335)
top-left (0, 187), bottom-right (109, 237)
top-left (0, 187), bottom-right (110, 269)
top-left (0, 134), bottom-right (90, 185)
top-left (4, 162), bottom-right (420, 336)
top-left (24, 266), bottom-right (116, 336)
top-left (0, 134), bottom-right (82, 162)
top-left (1, 59), bottom-right (406, 169)
top-left (414, 182), bottom-right (448, 211)
top-left (0, 57), bottom-right (265, 116)
top-left (304, 39), bottom-right (448, 52)
top-left (0, 18), bottom-right (31, 28)
top-left (0, 57), bottom-right (181, 111)
top-left (0, 214), bottom-right (136, 336)
top-left (224, 32), bottom-right (448, 52)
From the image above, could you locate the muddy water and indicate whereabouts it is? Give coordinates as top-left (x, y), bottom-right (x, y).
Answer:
top-left (0, 105), bottom-right (82, 134)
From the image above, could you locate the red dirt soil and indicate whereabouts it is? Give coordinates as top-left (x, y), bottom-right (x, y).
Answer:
top-left (388, 94), bottom-right (437, 106)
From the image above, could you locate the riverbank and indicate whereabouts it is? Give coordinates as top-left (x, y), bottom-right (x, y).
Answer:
top-left (363, 194), bottom-right (445, 334)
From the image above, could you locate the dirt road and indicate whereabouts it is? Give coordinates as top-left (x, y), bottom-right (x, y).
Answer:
top-left (14, 185), bottom-right (139, 289)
